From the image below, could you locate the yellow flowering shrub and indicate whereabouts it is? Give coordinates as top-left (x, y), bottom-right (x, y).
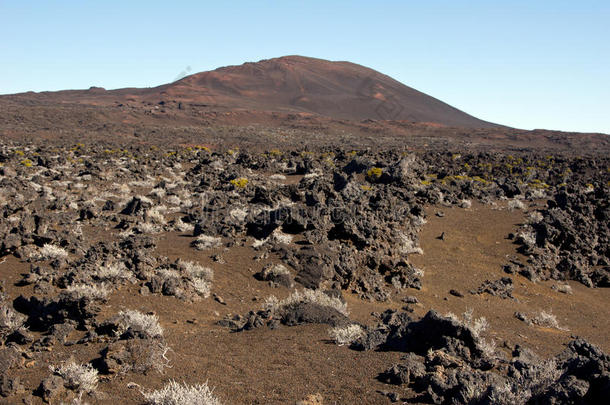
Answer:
top-left (230, 178), bottom-right (249, 188)
top-left (366, 167), bottom-right (383, 179)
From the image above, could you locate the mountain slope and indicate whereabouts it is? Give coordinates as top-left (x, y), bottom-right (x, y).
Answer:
top-left (159, 55), bottom-right (498, 128)
top-left (2, 56), bottom-right (500, 128)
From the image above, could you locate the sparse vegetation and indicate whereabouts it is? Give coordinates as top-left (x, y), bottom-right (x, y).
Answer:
top-left (64, 283), bottom-right (109, 301)
top-left (180, 261), bottom-right (214, 298)
top-left (114, 309), bottom-right (164, 339)
top-left (446, 308), bottom-right (496, 356)
top-left (531, 310), bottom-right (567, 330)
top-left (191, 235), bottom-right (222, 251)
top-left (36, 244), bottom-right (69, 260)
top-left (230, 177), bottom-right (249, 188)
top-left (0, 138), bottom-right (608, 404)
top-left (328, 324), bottom-right (364, 346)
top-left (49, 362), bottom-right (98, 393)
top-left (94, 262), bottom-right (134, 283)
top-left (264, 289), bottom-right (349, 317)
top-left (142, 380), bottom-right (221, 405)
top-left (507, 199), bottom-right (526, 210)
top-left (0, 302), bottom-right (25, 340)
top-left (366, 167), bottom-right (383, 180)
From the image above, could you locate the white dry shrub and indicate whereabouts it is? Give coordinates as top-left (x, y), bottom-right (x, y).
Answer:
top-left (527, 211), bottom-right (544, 224)
top-left (460, 308), bottom-right (489, 337)
top-left (192, 235), bottom-right (222, 251)
top-left (459, 199), bottom-right (472, 209)
top-left (180, 261), bottom-right (214, 298)
top-left (411, 216), bottom-right (427, 227)
top-left (447, 309), bottom-right (496, 356)
top-left (98, 190), bottom-right (118, 200)
top-left (42, 186), bottom-right (55, 201)
top-left (156, 269), bottom-right (180, 282)
top-left (229, 207), bottom-right (248, 222)
top-left (0, 303), bottom-right (26, 339)
top-left (136, 195), bottom-right (154, 205)
top-left (50, 362), bottom-right (98, 393)
top-left (142, 380), bottom-right (221, 405)
top-left (487, 382), bottom-right (528, 405)
top-left (115, 183), bottom-right (131, 195)
top-left (174, 218), bottom-right (195, 233)
top-left (190, 279), bottom-right (211, 298)
top-left (179, 193), bottom-right (193, 209)
top-left (264, 289), bottom-right (349, 317)
top-left (65, 284), bottom-right (109, 301)
top-left (166, 195), bottom-right (182, 206)
top-left (138, 222), bottom-right (161, 234)
top-left (251, 238), bottom-right (268, 248)
top-left (164, 181), bottom-right (179, 191)
top-left (459, 379), bottom-right (490, 404)
top-left (150, 188), bottom-right (166, 199)
top-left (516, 228), bottom-right (537, 247)
top-left (181, 261), bottom-right (214, 281)
top-left (29, 181), bottom-right (43, 192)
top-left (528, 188), bottom-right (547, 200)
top-left (521, 358), bottom-right (562, 396)
top-left (304, 171), bottom-right (321, 179)
top-left (397, 232), bottom-right (423, 255)
top-left (531, 310), bottom-right (568, 331)
top-left (262, 264), bottom-right (290, 278)
top-left (37, 244), bottom-right (69, 260)
top-left (271, 230), bottom-right (292, 245)
top-left (129, 179), bottom-right (155, 188)
top-left (146, 206), bottom-right (167, 225)
top-left (95, 262), bottom-right (134, 283)
top-left (492, 359), bottom-right (562, 403)
top-left (210, 160), bottom-right (224, 171)
top-left (269, 174), bottom-right (287, 181)
top-left (118, 229), bottom-right (135, 239)
top-left (115, 310), bottom-right (164, 339)
top-left (507, 199), bottom-right (526, 211)
top-left (328, 324), bottom-right (364, 346)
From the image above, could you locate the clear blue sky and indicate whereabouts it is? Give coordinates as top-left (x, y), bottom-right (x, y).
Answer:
top-left (1, 1), bottom-right (608, 133)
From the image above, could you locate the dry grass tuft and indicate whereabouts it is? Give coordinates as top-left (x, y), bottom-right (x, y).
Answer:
top-left (328, 324), bottom-right (364, 346)
top-left (142, 380), bottom-right (221, 405)
top-left (115, 310), bottom-right (164, 339)
top-left (36, 244), bottom-right (69, 260)
top-left (531, 310), bottom-right (568, 330)
top-left (264, 289), bottom-right (349, 316)
top-left (50, 362), bottom-right (98, 393)
top-left (191, 235), bottom-right (222, 251)
top-left (64, 284), bottom-right (110, 301)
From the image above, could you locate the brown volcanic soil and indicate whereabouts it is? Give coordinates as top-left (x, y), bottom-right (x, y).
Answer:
top-left (2, 202), bottom-right (608, 404)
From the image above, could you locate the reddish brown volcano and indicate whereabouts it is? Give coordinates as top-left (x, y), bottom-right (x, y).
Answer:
top-left (160, 56), bottom-right (499, 128)
top-left (5, 56), bottom-right (499, 128)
